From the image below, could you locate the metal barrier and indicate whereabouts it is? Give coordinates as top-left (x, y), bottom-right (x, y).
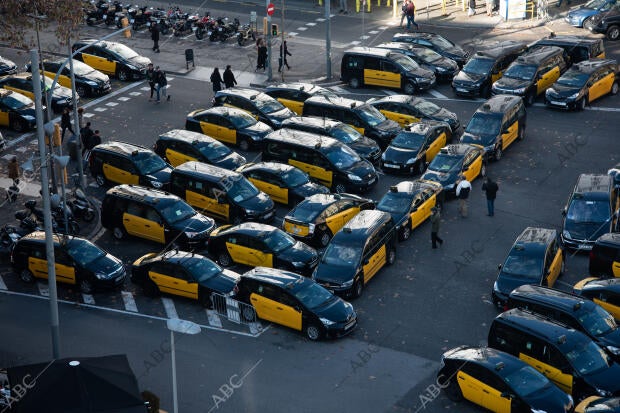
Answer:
top-left (211, 293), bottom-right (257, 325)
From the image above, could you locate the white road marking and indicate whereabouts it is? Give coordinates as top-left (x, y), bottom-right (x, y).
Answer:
top-left (382, 89), bottom-right (397, 95)
top-left (38, 282), bottom-right (49, 297)
top-left (288, 32), bottom-right (298, 36)
top-left (94, 107), bottom-right (107, 112)
top-left (105, 102), bottom-right (119, 107)
top-left (83, 112), bottom-right (95, 118)
top-left (349, 40), bottom-right (361, 45)
top-left (584, 106), bottom-right (620, 112)
top-left (182, 34), bottom-right (194, 40)
top-left (121, 291), bottom-right (138, 312)
top-left (248, 321), bottom-right (263, 335)
top-left (161, 297), bottom-right (178, 319)
top-left (167, 77), bottom-right (174, 82)
top-left (378, 26), bottom-right (389, 30)
top-left (316, 17), bottom-right (326, 21)
top-left (130, 91), bottom-right (143, 96)
top-left (0, 276), bottom-right (6, 290)
top-left (360, 35), bottom-right (370, 40)
top-left (331, 86), bottom-right (348, 94)
top-left (82, 294), bottom-right (96, 305)
top-left (117, 96), bottom-right (131, 101)
top-left (306, 22), bottom-right (317, 26)
top-left (206, 309), bottom-right (223, 328)
top-left (297, 27), bottom-right (307, 31)
top-left (369, 30), bottom-right (379, 34)
top-left (427, 89), bottom-right (449, 99)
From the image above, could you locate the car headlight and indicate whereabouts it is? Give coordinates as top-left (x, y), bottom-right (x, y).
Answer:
top-left (150, 180), bottom-right (163, 188)
top-left (95, 272), bottom-right (107, 280)
top-left (562, 230), bottom-right (572, 240)
top-left (347, 173), bottom-right (362, 182)
top-left (291, 261), bottom-right (305, 268)
top-left (23, 115), bottom-right (35, 121)
top-left (596, 387), bottom-right (612, 397)
top-left (341, 279), bottom-right (354, 288)
top-left (607, 345), bottom-right (620, 356)
top-left (308, 223), bottom-right (315, 235)
top-left (185, 231), bottom-right (199, 238)
top-left (381, 152), bottom-right (386, 160)
top-left (568, 92), bottom-right (580, 100)
top-left (319, 317), bottom-right (335, 326)
top-left (406, 158), bottom-right (416, 164)
top-left (513, 87), bottom-right (527, 94)
top-left (85, 80), bottom-right (99, 86)
top-left (493, 281), bottom-right (500, 293)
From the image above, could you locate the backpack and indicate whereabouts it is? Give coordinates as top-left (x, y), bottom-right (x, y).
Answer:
top-left (458, 186), bottom-right (470, 199)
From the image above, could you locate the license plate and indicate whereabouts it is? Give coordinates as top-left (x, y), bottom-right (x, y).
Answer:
top-left (207, 31), bottom-right (212, 35)
top-left (218, 27), bottom-right (223, 31)
top-left (146, 22), bottom-right (151, 26)
top-left (103, 14), bottom-right (107, 19)
top-left (383, 164), bottom-right (399, 169)
top-left (578, 243), bottom-right (591, 250)
top-left (456, 88), bottom-right (467, 92)
top-left (115, 16), bottom-right (119, 21)
top-left (292, 226), bottom-right (301, 234)
top-left (550, 100), bottom-right (566, 106)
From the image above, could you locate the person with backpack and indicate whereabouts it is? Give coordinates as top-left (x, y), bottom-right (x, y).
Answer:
top-left (481, 177), bottom-right (499, 216)
top-left (406, 0), bottom-right (419, 31)
top-left (455, 174), bottom-right (472, 218)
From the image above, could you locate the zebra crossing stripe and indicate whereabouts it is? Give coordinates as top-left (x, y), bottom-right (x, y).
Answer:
top-left (121, 291), bottom-right (138, 312)
top-left (38, 282), bottom-right (49, 297)
top-left (162, 297), bottom-right (178, 319)
top-left (0, 276), bottom-right (6, 290)
top-left (206, 309), bottom-right (223, 328)
top-left (82, 294), bottom-right (95, 305)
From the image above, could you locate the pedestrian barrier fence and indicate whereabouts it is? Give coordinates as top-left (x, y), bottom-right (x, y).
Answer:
top-left (211, 293), bottom-right (257, 325)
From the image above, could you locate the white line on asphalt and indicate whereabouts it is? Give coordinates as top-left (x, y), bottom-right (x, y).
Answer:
top-left (140, 87), bottom-right (151, 91)
top-left (83, 113), bottom-right (95, 118)
top-left (82, 293), bottom-right (96, 305)
top-left (360, 35), bottom-right (370, 40)
top-left (369, 30), bottom-right (379, 34)
top-left (349, 40), bottom-right (361, 45)
top-left (288, 32), bottom-right (298, 36)
top-left (94, 107), bottom-right (107, 112)
top-left (0, 276), bottom-right (6, 291)
top-left (584, 106), bottom-right (620, 112)
top-left (182, 34), bottom-right (194, 40)
top-left (117, 97), bottom-right (131, 101)
top-left (121, 291), bottom-right (138, 312)
top-left (297, 27), bottom-right (307, 31)
top-left (38, 282), bottom-right (49, 297)
top-left (378, 26), bottom-right (389, 30)
top-left (105, 102), bottom-right (119, 106)
top-left (316, 18), bottom-right (326, 21)
top-left (161, 297), bottom-right (178, 319)
top-left (306, 22), bottom-right (317, 26)
top-left (206, 309), bottom-right (223, 328)
top-left (427, 89), bottom-right (449, 99)
top-left (167, 77), bottom-right (174, 82)
top-left (130, 91), bottom-right (142, 96)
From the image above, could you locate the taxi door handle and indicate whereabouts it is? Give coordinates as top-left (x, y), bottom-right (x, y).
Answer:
top-left (172, 281), bottom-right (179, 285)
top-left (123, 218), bottom-right (130, 221)
top-left (145, 224), bottom-right (151, 227)
top-left (543, 369), bottom-right (551, 373)
top-left (482, 389), bottom-right (489, 394)
top-left (250, 297), bottom-right (258, 302)
top-left (276, 307), bottom-right (283, 310)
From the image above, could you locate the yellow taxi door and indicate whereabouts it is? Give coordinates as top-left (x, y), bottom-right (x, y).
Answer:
top-left (364, 69), bottom-right (385, 87)
top-left (480, 385), bottom-right (511, 413)
top-left (44, 71), bottom-right (71, 89)
top-left (55, 261), bottom-right (76, 284)
top-left (103, 163), bottom-right (139, 185)
top-left (379, 109), bottom-right (418, 128)
top-left (426, 133), bottom-right (446, 162)
top-left (325, 207), bottom-right (359, 235)
top-left (217, 125), bottom-right (238, 145)
top-left (545, 249), bottom-right (563, 287)
top-left (520, 353), bottom-right (573, 394)
top-left (81, 53), bottom-right (115, 74)
top-left (501, 120), bottom-right (519, 149)
top-left (249, 293), bottom-right (276, 322)
top-left (411, 194), bottom-right (436, 230)
top-left (363, 244), bottom-right (386, 283)
top-left (249, 178), bottom-right (287, 205)
top-left (277, 98), bottom-right (304, 115)
top-left (537, 66), bottom-right (560, 95)
top-left (613, 260), bottom-right (620, 277)
top-left (590, 73), bottom-right (614, 102)
top-left (246, 248), bottom-right (273, 268)
top-left (271, 300), bottom-right (302, 331)
top-left (593, 298), bottom-right (620, 321)
top-left (0, 111), bottom-right (9, 126)
top-left (491, 70), bottom-right (503, 83)
top-left (456, 371), bottom-right (484, 406)
top-left (463, 155), bottom-right (483, 182)
top-left (283, 220), bottom-right (310, 238)
top-left (122, 213), bottom-right (164, 243)
top-left (199, 121), bottom-right (220, 140)
top-left (289, 160), bottom-right (333, 188)
top-left (149, 270), bottom-right (199, 299)
top-left (165, 149), bottom-right (196, 168)
top-left (185, 190), bottom-right (229, 221)
top-left (27, 257), bottom-right (47, 279)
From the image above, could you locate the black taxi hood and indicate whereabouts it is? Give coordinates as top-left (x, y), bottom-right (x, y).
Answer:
top-left (349, 136), bottom-right (380, 156)
top-left (407, 66), bottom-right (435, 79)
top-left (199, 269), bottom-right (239, 294)
top-left (461, 131), bottom-right (496, 147)
top-left (294, 181), bottom-right (329, 197)
top-left (384, 143), bottom-right (422, 161)
top-left (90, 253), bottom-right (124, 276)
top-left (564, 219), bottom-right (609, 242)
top-left (311, 295), bottom-right (355, 323)
top-left (314, 262), bottom-right (357, 285)
top-left (128, 55), bottom-right (151, 68)
top-left (443, 45), bottom-right (468, 60)
top-left (521, 383), bottom-right (572, 413)
top-left (242, 120), bottom-right (272, 135)
top-left (266, 107), bottom-right (295, 122)
top-left (277, 241), bottom-right (318, 263)
top-left (88, 70), bottom-right (109, 83)
top-left (546, 82), bottom-right (581, 97)
top-left (172, 212), bottom-right (215, 233)
top-left (236, 190), bottom-right (274, 212)
top-left (453, 70), bottom-right (486, 84)
top-left (347, 160), bottom-right (377, 181)
top-left (212, 151), bottom-right (246, 170)
top-left (146, 166), bottom-right (173, 183)
top-left (421, 169), bottom-right (457, 188)
top-left (494, 76), bottom-right (531, 91)
top-left (583, 361), bottom-right (620, 394)
top-left (496, 273), bottom-right (537, 297)
top-left (377, 118), bottom-right (401, 133)
top-left (436, 56), bottom-right (459, 70)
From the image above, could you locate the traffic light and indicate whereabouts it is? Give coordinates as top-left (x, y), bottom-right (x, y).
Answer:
top-left (271, 24), bottom-right (278, 36)
top-left (121, 17), bottom-right (131, 38)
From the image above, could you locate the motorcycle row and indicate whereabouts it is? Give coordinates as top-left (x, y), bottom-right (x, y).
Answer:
top-left (82, 0), bottom-right (256, 45)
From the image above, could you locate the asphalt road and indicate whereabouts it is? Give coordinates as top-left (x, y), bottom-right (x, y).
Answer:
top-left (1, 9), bottom-right (620, 413)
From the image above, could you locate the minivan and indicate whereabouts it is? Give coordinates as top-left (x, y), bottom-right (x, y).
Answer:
top-left (531, 35), bottom-right (606, 65)
top-left (590, 232), bottom-right (620, 277)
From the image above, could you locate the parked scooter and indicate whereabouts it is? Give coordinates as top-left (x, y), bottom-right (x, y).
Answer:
top-left (15, 199), bottom-right (79, 235)
top-left (194, 14), bottom-right (214, 40)
top-left (173, 13), bottom-right (199, 36)
top-left (236, 20), bottom-right (255, 46)
top-left (67, 188), bottom-right (95, 222)
top-left (210, 17), bottom-right (239, 42)
top-left (85, 0), bottom-right (110, 26)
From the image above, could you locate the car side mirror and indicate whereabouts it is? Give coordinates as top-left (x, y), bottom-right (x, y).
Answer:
top-left (498, 264), bottom-right (502, 270)
top-left (295, 306), bottom-right (302, 313)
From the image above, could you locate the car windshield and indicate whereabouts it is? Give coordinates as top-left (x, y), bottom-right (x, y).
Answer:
top-left (466, 113), bottom-right (502, 135)
top-left (501, 255), bottom-right (543, 278)
top-left (428, 154), bottom-right (460, 173)
top-left (565, 341), bottom-right (610, 375)
top-left (414, 47), bottom-right (443, 63)
top-left (324, 144), bottom-right (360, 169)
top-left (354, 104), bottom-right (387, 127)
top-left (71, 60), bottom-right (97, 76)
top-left (187, 258), bottom-right (222, 283)
top-left (66, 239), bottom-right (105, 266)
top-left (585, 0), bottom-right (608, 8)
top-left (106, 43), bottom-right (139, 60)
top-left (312, 87), bottom-right (340, 99)
top-left (293, 282), bottom-right (335, 309)
top-left (322, 242), bottom-right (361, 266)
top-left (133, 152), bottom-right (167, 175)
top-left (288, 203), bottom-right (322, 222)
top-left (254, 95), bottom-right (286, 114)
top-left (228, 178), bottom-right (260, 202)
top-left (282, 168), bottom-right (309, 187)
top-left (1, 93), bottom-right (32, 110)
top-left (159, 201), bottom-right (196, 224)
top-left (566, 199), bottom-right (610, 223)
top-left (330, 124), bottom-right (362, 144)
top-left (392, 53), bottom-right (420, 71)
top-left (264, 230), bottom-right (296, 253)
top-left (413, 99), bottom-right (442, 116)
top-left (557, 71), bottom-right (590, 87)
top-left (504, 366), bottom-right (551, 397)
top-left (228, 111), bottom-right (257, 129)
top-left (430, 35), bottom-right (456, 49)
top-left (463, 57), bottom-right (495, 75)
top-left (504, 64), bottom-right (537, 81)
top-left (198, 142), bottom-right (231, 161)
top-left (377, 193), bottom-right (411, 214)
top-left (578, 304), bottom-right (617, 336)
top-left (391, 132), bottom-right (426, 149)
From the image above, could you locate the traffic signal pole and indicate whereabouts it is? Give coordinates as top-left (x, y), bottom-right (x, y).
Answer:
top-left (266, 0), bottom-right (273, 81)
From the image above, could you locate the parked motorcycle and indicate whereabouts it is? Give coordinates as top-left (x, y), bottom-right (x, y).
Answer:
top-left (130, 5), bottom-right (152, 30)
top-left (0, 224), bottom-right (22, 258)
top-left (85, 0), bottom-right (110, 26)
top-left (210, 17), bottom-right (239, 42)
top-left (67, 188), bottom-right (95, 223)
top-left (194, 14), bottom-right (214, 40)
top-left (15, 200), bottom-right (79, 235)
top-left (173, 13), bottom-right (199, 36)
top-left (236, 20), bottom-right (255, 46)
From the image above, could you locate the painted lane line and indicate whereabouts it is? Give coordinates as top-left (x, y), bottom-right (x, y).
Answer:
top-left (369, 30), bottom-right (379, 34)
top-left (83, 112), bottom-right (95, 118)
top-left (94, 107), bottom-right (107, 112)
top-left (82, 293), bottom-right (96, 305)
top-left (288, 32), bottom-right (298, 36)
top-left (427, 89), bottom-right (449, 99)
top-left (297, 27), bottom-right (307, 31)
top-left (121, 291), bottom-right (138, 312)
top-left (378, 26), bottom-right (389, 30)
top-left (129, 91), bottom-right (142, 96)
top-left (206, 309), bottom-right (223, 328)
top-left (349, 40), bottom-right (361, 45)
top-left (316, 17), bottom-right (326, 21)
top-left (167, 77), bottom-right (174, 81)
top-left (306, 22), bottom-right (317, 26)
top-left (105, 102), bottom-right (119, 107)
top-left (140, 87), bottom-right (151, 92)
top-left (161, 297), bottom-right (178, 319)
top-left (117, 96), bottom-right (131, 101)
top-left (38, 282), bottom-right (49, 297)
top-left (360, 35), bottom-right (370, 40)
top-left (0, 276), bottom-right (6, 290)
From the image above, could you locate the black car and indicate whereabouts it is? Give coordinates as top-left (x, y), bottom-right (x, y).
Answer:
top-left (131, 250), bottom-right (240, 307)
top-left (586, 3), bottom-right (620, 40)
top-left (213, 87), bottom-right (296, 129)
top-left (27, 58), bottom-right (111, 97)
top-left (374, 42), bottom-right (459, 81)
top-left (0, 89), bottom-right (37, 132)
top-left (438, 346), bottom-right (573, 413)
top-left (589, 232), bottom-right (620, 277)
top-left (207, 223), bottom-right (319, 276)
top-left (392, 32), bottom-right (470, 67)
top-left (0, 73), bottom-right (76, 113)
top-left (236, 162), bottom-right (329, 206)
top-left (380, 120), bottom-right (452, 175)
top-left (72, 39), bottom-right (151, 81)
top-left (573, 277), bottom-right (620, 323)
top-left (0, 56), bottom-right (18, 76)
top-left (264, 82), bottom-right (339, 115)
top-left (420, 144), bottom-right (486, 195)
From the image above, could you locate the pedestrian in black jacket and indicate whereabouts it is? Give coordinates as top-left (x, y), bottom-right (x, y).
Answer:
top-left (481, 177), bottom-right (499, 216)
top-left (151, 24), bottom-right (160, 52)
top-left (146, 63), bottom-right (156, 100)
top-left (278, 41), bottom-right (291, 72)
top-left (60, 107), bottom-right (74, 142)
top-left (256, 39), bottom-right (267, 71)
top-left (223, 65), bottom-right (237, 88)
top-left (210, 67), bottom-right (223, 93)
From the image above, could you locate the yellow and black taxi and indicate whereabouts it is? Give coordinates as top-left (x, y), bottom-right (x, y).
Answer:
top-left (489, 308), bottom-right (620, 400)
top-left (153, 129), bottom-right (246, 170)
top-left (11, 231), bottom-right (126, 294)
top-left (491, 46), bottom-right (569, 106)
top-left (341, 47), bottom-right (436, 94)
top-left (262, 129), bottom-right (378, 194)
top-left (376, 179), bottom-right (444, 241)
top-left (460, 95), bottom-right (526, 161)
top-left (101, 184), bottom-right (216, 248)
top-left (302, 95), bottom-right (401, 149)
top-left (0, 72), bottom-right (75, 113)
top-left (0, 89), bottom-right (37, 132)
top-left (0, 55), bottom-right (18, 76)
top-left (170, 161), bottom-right (275, 224)
top-left (236, 162), bottom-right (329, 207)
top-left (561, 174), bottom-right (620, 251)
top-left (280, 116), bottom-right (382, 164)
top-left (27, 58), bottom-right (111, 97)
top-left (185, 106), bottom-right (273, 151)
top-left (380, 120), bottom-right (452, 175)
top-left (212, 87), bottom-right (295, 129)
top-left (313, 210), bottom-right (396, 298)
top-left (72, 39), bottom-right (151, 81)
top-left (575, 396), bottom-right (620, 413)
top-left (374, 42), bottom-right (459, 82)
top-left (282, 193), bottom-right (375, 247)
top-left (590, 233), bottom-right (620, 277)
top-left (392, 32), bottom-right (470, 67)
top-left (366, 94), bottom-right (461, 135)
top-left (206, 223), bottom-right (319, 275)
top-left (89, 141), bottom-right (172, 189)
top-left (574, 278), bottom-right (620, 322)
top-left (545, 59), bottom-right (619, 110)
top-left (532, 35), bottom-right (606, 64)
top-left (263, 82), bottom-right (339, 115)
top-left (420, 144), bottom-right (486, 196)
top-left (492, 227), bottom-right (564, 309)
top-left (451, 40), bottom-right (528, 98)
top-left (234, 267), bottom-right (357, 340)
top-left (507, 284), bottom-right (620, 361)
top-left (131, 250), bottom-right (240, 307)
top-left (438, 346), bottom-right (574, 413)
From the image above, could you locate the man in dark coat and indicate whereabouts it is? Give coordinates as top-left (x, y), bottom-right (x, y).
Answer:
top-left (210, 67), bottom-right (223, 93)
top-left (60, 107), bottom-right (74, 142)
top-left (482, 177), bottom-right (499, 216)
top-left (278, 41), bottom-right (291, 72)
top-left (223, 65), bottom-right (237, 88)
top-left (151, 24), bottom-right (160, 52)
top-left (146, 63), bottom-right (156, 101)
top-left (430, 206), bottom-right (443, 249)
top-left (80, 122), bottom-right (94, 155)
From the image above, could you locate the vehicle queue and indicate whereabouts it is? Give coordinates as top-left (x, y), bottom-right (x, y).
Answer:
top-left (1, 30), bottom-right (620, 412)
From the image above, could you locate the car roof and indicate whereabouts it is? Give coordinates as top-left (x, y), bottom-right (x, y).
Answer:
top-left (20, 230), bottom-right (77, 245)
top-left (438, 144), bottom-right (475, 157)
top-left (281, 116), bottom-right (341, 130)
top-left (473, 41), bottom-right (528, 59)
top-left (242, 267), bottom-right (309, 291)
top-left (1, 73), bottom-right (30, 81)
top-left (305, 94), bottom-right (366, 109)
top-left (296, 193), bottom-right (362, 209)
top-left (95, 141), bottom-right (151, 156)
top-left (158, 129), bottom-right (218, 145)
top-left (596, 232), bottom-right (620, 245)
top-left (510, 284), bottom-right (592, 313)
top-left (573, 59), bottom-right (618, 74)
top-left (238, 161), bottom-right (294, 174)
top-left (174, 161), bottom-right (240, 181)
top-left (534, 35), bottom-right (602, 47)
top-left (266, 128), bottom-right (340, 149)
top-left (388, 179), bottom-right (442, 196)
top-left (345, 46), bottom-right (395, 58)
top-left (0, 89), bottom-right (15, 99)
top-left (514, 46), bottom-right (564, 65)
top-left (193, 106), bottom-right (251, 118)
top-left (148, 249), bottom-right (210, 264)
top-left (216, 87), bottom-right (271, 100)
top-left (575, 173), bottom-right (612, 194)
top-left (369, 94), bottom-right (419, 105)
top-left (477, 95), bottom-right (522, 113)
top-left (443, 346), bottom-right (526, 375)
top-left (405, 119), bottom-right (449, 135)
top-left (580, 277), bottom-right (620, 293)
top-left (107, 185), bottom-right (180, 205)
top-left (220, 222), bottom-right (280, 236)
top-left (265, 82), bottom-right (326, 93)
top-left (335, 210), bottom-right (391, 243)
top-left (375, 42), bottom-right (419, 52)
top-left (513, 227), bottom-right (557, 254)
top-left (393, 32), bottom-right (444, 41)
top-left (75, 39), bottom-right (122, 48)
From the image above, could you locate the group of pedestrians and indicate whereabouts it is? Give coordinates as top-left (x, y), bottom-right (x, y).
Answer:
top-left (400, 0), bottom-right (419, 31)
top-left (255, 38), bottom-right (292, 72)
top-left (209, 65), bottom-right (238, 93)
top-left (146, 63), bottom-right (169, 103)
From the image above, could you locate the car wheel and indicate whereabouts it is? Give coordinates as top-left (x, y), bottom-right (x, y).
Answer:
top-left (349, 77), bottom-right (361, 89)
top-left (117, 68), bottom-right (129, 81)
top-left (76, 85), bottom-right (88, 98)
top-left (218, 251), bottom-right (233, 267)
top-left (334, 182), bottom-right (347, 193)
top-left (241, 305), bottom-right (256, 321)
top-left (578, 95), bottom-right (587, 111)
top-left (143, 279), bottom-right (159, 297)
top-left (10, 118), bottom-right (26, 132)
top-left (443, 375), bottom-right (464, 402)
top-left (95, 174), bottom-right (107, 187)
top-left (352, 278), bottom-right (364, 298)
top-left (239, 139), bottom-right (250, 152)
top-left (20, 269), bottom-right (35, 283)
top-left (199, 290), bottom-right (213, 308)
top-left (112, 226), bottom-right (125, 240)
top-left (318, 230), bottom-right (331, 248)
top-left (525, 91), bottom-right (536, 106)
top-left (581, 16), bottom-right (591, 28)
top-left (611, 82), bottom-right (619, 95)
top-left (607, 25), bottom-right (620, 41)
top-left (480, 163), bottom-right (487, 178)
top-left (399, 222), bottom-right (411, 242)
top-left (403, 82), bottom-right (416, 95)
top-left (305, 323), bottom-right (323, 341)
top-left (79, 278), bottom-right (94, 294)
top-left (494, 146), bottom-right (503, 162)
top-left (387, 246), bottom-right (396, 265)
top-left (417, 160), bottom-right (426, 175)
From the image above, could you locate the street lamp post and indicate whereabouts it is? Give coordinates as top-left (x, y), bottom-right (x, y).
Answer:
top-left (166, 319), bottom-right (201, 413)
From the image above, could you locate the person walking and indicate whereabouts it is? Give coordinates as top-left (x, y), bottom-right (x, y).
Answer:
top-left (223, 65), bottom-right (237, 88)
top-left (256, 39), bottom-right (267, 71)
top-left (60, 107), bottom-right (74, 142)
top-left (77, 107), bottom-right (85, 129)
top-left (481, 177), bottom-right (499, 216)
top-left (455, 174), bottom-right (472, 218)
top-left (278, 41), bottom-right (291, 72)
top-left (153, 66), bottom-right (164, 102)
top-left (210, 67), bottom-right (223, 93)
top-left (90, 130), bottom-right (102, 149)
top-left (468, 0), bottom-right (477, 16)
top-left (400, 0), bottom-right (409, 27)
top-left (339, 0), bottom-right (349, 14)
top-left (406, 0), bottom-right (419, 31)
top-left (430, 206), bottom-right (443, 249)
top-left (151, 23), bottom-right (160, 53)
top-left (146, 63), bottom-right (156, 101)
top-left (80, 122), bottom-right (94, 155)
top-left (157, 68), bottom-right (169, 102)
top-left (8, 156), bottom-right (19, 186)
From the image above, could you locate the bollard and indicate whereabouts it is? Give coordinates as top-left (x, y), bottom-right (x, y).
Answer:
top-left (356, 0), bottom-right (361, 12)
top-left (367, 0), bottom-right (371, 12)
top-left (185, 49), bottom-right (194, 70)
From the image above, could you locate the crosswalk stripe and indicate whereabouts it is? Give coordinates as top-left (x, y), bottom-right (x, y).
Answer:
top-left (206, 309), bottom-right (223, 328)
top-left (0, 276), bottom-right (6, 290)
top-left (117, 97), bottom-right (131, 101)
top-left (82, 293), bottom-right (95, 305)
top-left (161, 297), bottom-right (178, 319)
top-left (130, 91), bottom-right (142, 96)
top-left (248, 322), bottom-right (262, 335)
top-left (382, 89), bottom-right (397, 95)
top-left (94, 107), bottom-right (107, 112)
top-left (121, 291), bottom-right (138, 312)
top-left (38, 282), bottom-right (49, 297)
top-left (427, 89), bottom-right (449, 99)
